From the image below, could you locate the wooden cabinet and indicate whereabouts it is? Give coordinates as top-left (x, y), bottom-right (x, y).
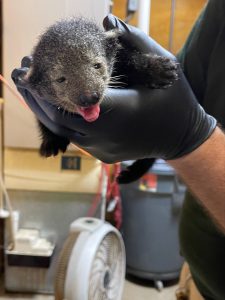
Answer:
top-left (112, 0), bottom-right (206, 54)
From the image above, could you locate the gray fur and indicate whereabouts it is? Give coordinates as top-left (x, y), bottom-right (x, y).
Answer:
top-left (28, 17), bottom-right (118, 112)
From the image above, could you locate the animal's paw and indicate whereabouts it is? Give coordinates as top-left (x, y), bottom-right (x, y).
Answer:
top-left (40, 137), bottom-right (69, 157)
top-left (147, 56), bottom-right (178, 89)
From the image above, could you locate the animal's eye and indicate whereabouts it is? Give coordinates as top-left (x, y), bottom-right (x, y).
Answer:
top-left (56, 76), bottom-right (66, 83)
top-left (93, 63), bottom-right (102, 69)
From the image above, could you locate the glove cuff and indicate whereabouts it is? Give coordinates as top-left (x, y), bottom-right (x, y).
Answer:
top-left (170, 107), bottom-right (217, 159)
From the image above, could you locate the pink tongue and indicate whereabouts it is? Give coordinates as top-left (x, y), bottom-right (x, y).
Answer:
top-left (77, 104), bottom-right (100, 122)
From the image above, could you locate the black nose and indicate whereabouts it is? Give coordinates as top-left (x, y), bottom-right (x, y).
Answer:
top-left (78, 92), bottom-right (100, 107)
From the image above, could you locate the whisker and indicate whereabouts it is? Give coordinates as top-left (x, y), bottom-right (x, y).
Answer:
top-left (54, 98), bottom-right (75, 117)
top-left (108, 85), bottom-right (126, 89)
top-left (108, 82), bottom-right (127, 88)
top-left (109, 79), bottom-right (125, 85)
top-left (110, 75), bottom-right (125, 79)
top-left (110, 75), bottom-right (126, 81)
top-left (108, 73), bottom-right (127, 89)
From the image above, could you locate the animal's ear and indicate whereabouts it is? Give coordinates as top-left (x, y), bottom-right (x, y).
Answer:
top-left (104, 30), bottom-right (121, 58)
top-left (11, 67), bottom-right (32, 89)
top-left (27, 65), bottom-right (44, 86)
top-left (11, 65), bottom-right (43, 94)
top-left (105, 29), bottom-right (120, 39)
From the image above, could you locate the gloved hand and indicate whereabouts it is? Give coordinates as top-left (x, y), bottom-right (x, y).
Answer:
top-left (11, 14), bottom-right (216, 163)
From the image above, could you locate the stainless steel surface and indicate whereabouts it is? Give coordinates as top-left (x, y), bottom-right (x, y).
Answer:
top-left (4, 190), bottom-right (95, 293)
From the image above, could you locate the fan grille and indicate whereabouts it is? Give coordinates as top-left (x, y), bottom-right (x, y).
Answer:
top-left (55, 231), bottom-right (80, 300)
top-left (88, 232), bottom-right (124, 300)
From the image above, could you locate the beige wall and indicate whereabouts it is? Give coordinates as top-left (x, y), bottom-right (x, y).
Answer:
top-left (4, 148), bottom-right (101, 193)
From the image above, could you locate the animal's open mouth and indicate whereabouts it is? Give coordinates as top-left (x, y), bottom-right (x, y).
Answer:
top-left (76, 104), bottom-right (100, 122)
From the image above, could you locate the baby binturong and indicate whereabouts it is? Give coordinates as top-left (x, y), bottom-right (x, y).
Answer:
top-left (12, 17), bottom-right (178, 183)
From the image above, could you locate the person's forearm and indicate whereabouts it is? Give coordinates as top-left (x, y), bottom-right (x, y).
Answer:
top-left (168, 127), bottom-right (225, 233)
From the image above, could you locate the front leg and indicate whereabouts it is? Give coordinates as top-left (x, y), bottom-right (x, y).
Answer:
top-left (126, 52), bottom-right (178, 89)
top-left (37, 120), bottom-right (70, 157)
top-left (117, 158), bottom-right (155, 184)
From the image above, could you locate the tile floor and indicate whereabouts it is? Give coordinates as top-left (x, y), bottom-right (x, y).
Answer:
top-left (0, 275), bottom-right (178, 300)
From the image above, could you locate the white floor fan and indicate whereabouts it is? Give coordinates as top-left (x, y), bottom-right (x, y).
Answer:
top-left (55, 164), bottom-right (126, 300)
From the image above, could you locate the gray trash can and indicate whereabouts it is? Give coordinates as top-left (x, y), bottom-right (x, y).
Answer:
top-left (120, 159), bottom-right (185, 289)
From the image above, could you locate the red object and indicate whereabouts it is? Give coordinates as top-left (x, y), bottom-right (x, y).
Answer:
top-left (107, 164), bottom-right (122, 229)
top-left (0, 74), bottom-right (28, 108)
top-left (140, 173), bottom-right (158, 191)
top-left (87, 163), bottom-right (123, 229)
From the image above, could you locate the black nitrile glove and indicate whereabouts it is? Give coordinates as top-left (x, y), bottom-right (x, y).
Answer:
top-left (11, 15), bottom-right (216, 163)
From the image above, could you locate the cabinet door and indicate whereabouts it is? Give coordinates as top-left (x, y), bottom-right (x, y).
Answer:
top-left (112, 0), bottom-right (206, 53)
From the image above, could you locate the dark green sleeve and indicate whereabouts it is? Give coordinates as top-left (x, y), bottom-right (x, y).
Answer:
top-left (177, 2), bottom-right (225, 300)
top-left (177, 0), bottom-right (225, 126)
top-left (177, 6), bottom-right (206, 71)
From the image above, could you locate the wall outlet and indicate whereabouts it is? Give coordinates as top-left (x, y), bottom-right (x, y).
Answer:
top-left (61, 156), bottom-right (81, 170)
